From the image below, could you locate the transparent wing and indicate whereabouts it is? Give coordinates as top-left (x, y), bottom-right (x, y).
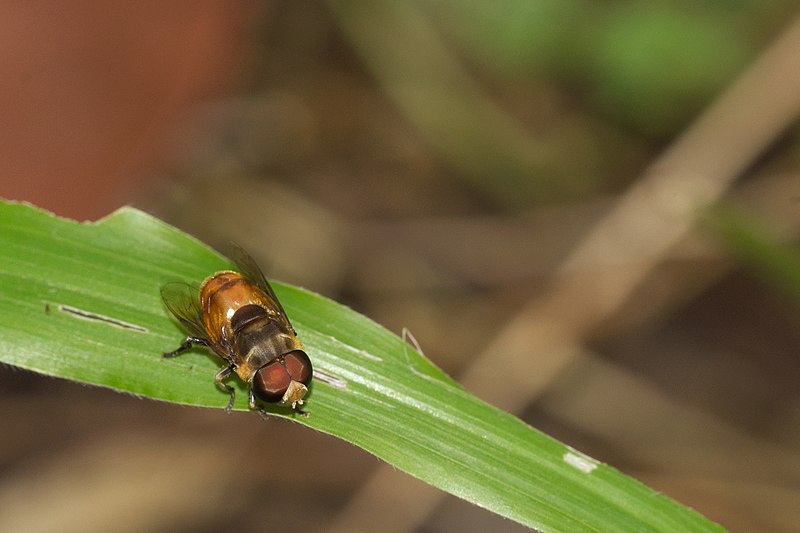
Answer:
top-left (229, 243), bottom-right (296, 334)
top-left (160, 282), bottom-right (209, 341)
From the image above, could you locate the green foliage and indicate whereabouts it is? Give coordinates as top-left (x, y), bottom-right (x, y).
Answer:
top-left (589, 5), bottom-right (750, 136)
top-left (710, 209), bottom-right (800, 304)
top-left (0, 201), bottom-right (723, 532)
top-left (427, 0), bottom-right (591, 76)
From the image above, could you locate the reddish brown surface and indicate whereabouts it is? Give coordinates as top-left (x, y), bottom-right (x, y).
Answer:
top-left (0, 1), bottom-right (256, 219)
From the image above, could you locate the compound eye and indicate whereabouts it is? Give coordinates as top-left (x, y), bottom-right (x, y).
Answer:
top-left (283, 350), bottom-right (313, 385)
top-left (253, 361), bottom-right (291, 403)
top-left (252, 350), bottom-right (314, 404)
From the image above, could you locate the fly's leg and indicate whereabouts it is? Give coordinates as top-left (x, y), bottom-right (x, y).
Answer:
top-left (247, 385), bottom-right (308, 420)
top-left (163, 336), bottom-right (208, 358)
top-left (163, 336), bottom-right (235, 412)
top-left (248, 386), bottom-right (257, 410)
top-left (248, 387), bottom-right (271, 421)
top-left (215, 366), bottom-right (236, 413)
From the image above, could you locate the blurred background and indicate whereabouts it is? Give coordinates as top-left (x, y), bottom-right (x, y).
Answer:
top-left (1, 1), bottom-right (799, 531)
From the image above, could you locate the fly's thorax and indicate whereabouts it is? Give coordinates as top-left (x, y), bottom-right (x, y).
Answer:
top-left (230, 304), bottom-right (303, 381)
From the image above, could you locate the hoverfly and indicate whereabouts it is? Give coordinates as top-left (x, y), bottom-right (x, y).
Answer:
top-left (161, 245), bottom-right (313, 415)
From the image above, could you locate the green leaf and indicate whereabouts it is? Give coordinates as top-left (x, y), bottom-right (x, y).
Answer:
top-left (0, 200), bottom-right (723, 532)
top-left (709, 208), bottom-right (800, 305)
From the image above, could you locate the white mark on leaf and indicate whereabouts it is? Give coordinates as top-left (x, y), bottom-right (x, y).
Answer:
top-left (58, 305), bottom-right (148, 333)
top-left (340, 342), bottom-right (383, 362)
top-left (563, 451), bottom-right (599, 474)
top-left (314, 370), bottom-right (347, 389)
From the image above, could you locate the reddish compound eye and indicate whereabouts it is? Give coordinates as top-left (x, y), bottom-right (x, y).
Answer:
top-left (252, 350), bottom-right (313, 404)
top-left (283, 350), bottom-right (313, 385)
top-left (253, 360), bottom-right (290, 403)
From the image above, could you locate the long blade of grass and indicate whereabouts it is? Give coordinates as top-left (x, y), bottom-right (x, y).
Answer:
top-left (0, 200), bottom-right (723, 532)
